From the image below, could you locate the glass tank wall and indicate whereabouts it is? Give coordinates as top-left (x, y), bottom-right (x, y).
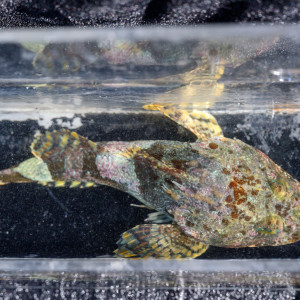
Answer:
top-left (0, 26), bottom-right (299, 299)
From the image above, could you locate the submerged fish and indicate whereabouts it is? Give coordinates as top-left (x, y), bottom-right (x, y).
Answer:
top-left (0, 105), bottom-right (299, 259)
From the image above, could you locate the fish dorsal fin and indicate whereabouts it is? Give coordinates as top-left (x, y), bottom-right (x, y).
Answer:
top-left (143, 104), bottom-right (223, 141)
top-left (31, 129), bottom-right (98, 160)
top-left (30, 130), bottom-right (98, 180)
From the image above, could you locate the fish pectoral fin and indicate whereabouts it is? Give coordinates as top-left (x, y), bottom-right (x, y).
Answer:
top-left (145, 211), bottom-right (173, 224)
top-left (114, 224), bottom-right (208, 259)
top-left (143, 104), bottom-right (223, 141)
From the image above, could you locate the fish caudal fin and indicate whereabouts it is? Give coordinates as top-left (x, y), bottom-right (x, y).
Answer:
top-left (143, 104), bottom-right (223, 141)
top-left (0, 164), bottom-right (35, 185)
top-left (0, 130), bottom-right (99, 186)
top-left (0, 156), bottom-right (53, 185)
top-left (115, 224), bottom-right (208, 259)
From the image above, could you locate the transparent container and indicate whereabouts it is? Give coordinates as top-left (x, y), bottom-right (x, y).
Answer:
top-left (0, 25), bottom-right (299, 299)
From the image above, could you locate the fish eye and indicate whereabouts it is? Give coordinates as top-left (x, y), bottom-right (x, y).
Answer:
top-left (269, 178), bottom-right (292, 200)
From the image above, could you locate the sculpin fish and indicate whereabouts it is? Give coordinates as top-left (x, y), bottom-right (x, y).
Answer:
top-left (0, 105), bottom-right (299, 259)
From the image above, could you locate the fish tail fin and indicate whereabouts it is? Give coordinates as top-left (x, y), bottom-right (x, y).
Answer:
top-left (0, 130), bottom-right (99, 185)
top-left (0, 166), bottom-right (33, 185)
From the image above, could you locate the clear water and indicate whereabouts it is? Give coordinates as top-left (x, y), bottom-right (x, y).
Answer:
top-left (0, 26), bottom-right (299, 298)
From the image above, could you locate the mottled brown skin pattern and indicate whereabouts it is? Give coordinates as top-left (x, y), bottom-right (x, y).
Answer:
top-left (127, 137), bottom-right (300, 248)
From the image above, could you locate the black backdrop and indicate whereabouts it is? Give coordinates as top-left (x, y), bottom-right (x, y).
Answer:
top-left (0, 0), bottom-right (299, 28)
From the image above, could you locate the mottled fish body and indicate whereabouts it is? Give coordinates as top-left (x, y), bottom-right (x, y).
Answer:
top-left (0, 105), bottom-right (299, 259)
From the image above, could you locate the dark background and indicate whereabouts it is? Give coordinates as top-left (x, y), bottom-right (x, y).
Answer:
top-left (0, 0), bottom-right (299, 28)
top-left (0, 112), bottom-right (299, 259)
